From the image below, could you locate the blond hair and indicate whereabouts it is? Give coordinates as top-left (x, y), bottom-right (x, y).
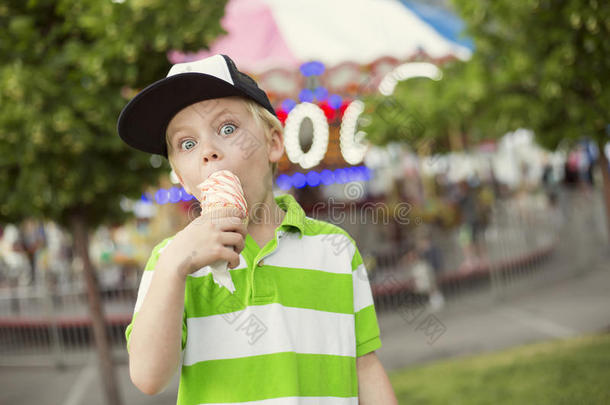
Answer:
top-left (166, 97), bottom-right (282, 177)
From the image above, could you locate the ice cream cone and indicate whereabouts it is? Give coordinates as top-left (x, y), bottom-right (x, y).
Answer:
top-left (196, 170), bottom-right (248, 294)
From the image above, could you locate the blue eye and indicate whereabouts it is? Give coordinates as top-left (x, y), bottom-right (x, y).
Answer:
top-left (220, 123), bottom-right (236, 136)
top-left (180, 139), bottom-right (196, 151)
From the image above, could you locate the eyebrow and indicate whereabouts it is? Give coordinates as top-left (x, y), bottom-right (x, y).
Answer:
top-left (166, 127), bottom-right (191, 142)
top-left (166, 106), bottom-right (239, 142)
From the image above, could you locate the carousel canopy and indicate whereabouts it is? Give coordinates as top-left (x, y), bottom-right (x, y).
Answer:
top-left (169, 0), bottom-right (472, 74)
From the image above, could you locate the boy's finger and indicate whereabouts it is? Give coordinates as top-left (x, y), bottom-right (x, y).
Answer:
top-left (223, 249), bottom-right (240, 269)
top-left (218, 217), bottom-right (247, 232)
top-left (220, 232), bottom-right (244, 253)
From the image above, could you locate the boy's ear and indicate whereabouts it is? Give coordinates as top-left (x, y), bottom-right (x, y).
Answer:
top-left (267, 128), bottom-right (284, 164)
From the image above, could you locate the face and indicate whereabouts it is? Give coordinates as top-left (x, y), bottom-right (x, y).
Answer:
top-left (166, 97), bottom-right (283, 210)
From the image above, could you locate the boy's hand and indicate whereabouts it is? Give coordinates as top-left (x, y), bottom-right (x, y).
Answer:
top-left (160, 207), bottom-right (247, 278)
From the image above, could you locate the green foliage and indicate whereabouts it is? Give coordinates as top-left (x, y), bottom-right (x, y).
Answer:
top-left (0, 0), bottom-right (227, 228)
top-left (362, 60), bottom-right (488, 152)
top-left (364, 0), bottom-right (610, 151)
top-left (455, 0), bottom-right (610, 148)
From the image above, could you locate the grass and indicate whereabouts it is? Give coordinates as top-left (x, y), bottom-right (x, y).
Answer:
top-left (388, 333), bottom-right (610, 404)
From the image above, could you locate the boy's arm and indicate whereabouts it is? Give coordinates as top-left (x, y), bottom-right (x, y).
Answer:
top-left (349, 238), bottom-right (396, 403)
top-left (128, 252), bottom-right (188, 395)
top-left (357, 351), bottom-right (398, 405)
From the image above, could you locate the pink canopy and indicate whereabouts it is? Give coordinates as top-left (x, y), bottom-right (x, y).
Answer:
top-left (168, 0), bottom-right (301, 73)
top-left (168, 0), bottom-right (471, 75)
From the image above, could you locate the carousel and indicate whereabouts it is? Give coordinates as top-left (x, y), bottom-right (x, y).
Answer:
top-left (166, 0), bottom-right (471, 203)
top-left (139, 0), bottom-right (474, 270)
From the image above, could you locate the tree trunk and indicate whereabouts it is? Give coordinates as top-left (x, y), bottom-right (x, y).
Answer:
top-left (597, 139), bottom-right (610, 246)
top-left (70, 211), bottom-right (123, 405)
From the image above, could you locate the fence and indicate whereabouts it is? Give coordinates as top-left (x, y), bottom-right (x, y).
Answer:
top-left (0, 186), bottom-right (607, 366)
top-left (370, 187), bottom-right (608, 312)
top-left (0, 283), bottom-right (133, 366)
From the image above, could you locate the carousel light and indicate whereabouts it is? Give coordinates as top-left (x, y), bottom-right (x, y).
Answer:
top-left (292, 172), bottom-right (307, 188)
top-left (300, 61), bottom-right (325, 77)
top-left (276, 108), bottom-right (288, 125)
top-left (180, 188), bottom-right (194, 201)
top-left (328, 94), bottom-right (343, 109)
top-left (284, 102), bottom-right (329, 169)
top-left (347, 167), bottom-right (360, 182)
top-left (275, 166), bottom-right (371, 190)
top-left (378, 62), bottom-right (442, 96)
top-left (281, 99), bottom-right (297, 113)
top-left (154, 188), bottom-right (169, 205)
top-left (320, 169), bottom-right (334, 185)
top-left (146, 187), bottom-right (193, 204)
top-left (298, 88), bottom-right (314, 103)
top-left (340, 100), bottom-right (368, 165)
top-left (359, 167), bottom-right (369, 181)
top-left (277, 174), bottom-right (292, 190)
top-left (318, 101), bottom-right (335, 121)
top-left (168, 187), bottom-right (182, 203)
top-left (306, 171), bottom-right (321, 187)
top-left (314, 86), bottom-right (329, 101)
top-left (334, 168), bottom-right (349, 184)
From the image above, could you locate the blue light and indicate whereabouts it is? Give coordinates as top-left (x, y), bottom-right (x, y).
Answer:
top-left (299, 61), bottom-right (325, 77)
top-left (141, 193), bottom-right (150, 203)
top-left (359, 167), bottom-right (369, 181)
top-left (155, 188), bottom-right (169, 205)
top-left (298, 89), bottom-right (314, 103)
top-left (361, 166), bottom-right (371, 181)
top-left (347, 167), bottom-right (361, 182)
top-left (281, 99), bottom-right (297, 113)
top-left (180, 187), bottom-right (194, 201)
top-left (292, 172), bottom-right (307, 188)
top-left (337, 169), bottom-right (346, 183)
top-left (306, 171), bottom-right (321, 187)
top-left (273, 166), bottom-right (370, 191)
top-left (320, 169), bottom-right (334, 185)
top-left (361, 167), bottom-right (370, 180)
top-left (168, 187), bottom-right (182, 203)
top-left (314, 86), bottom-right (328, 101)
top-left (328, 94), bottom-right (343, 109)
top-left (277, 174), bottom-right (292, 190)
top-left (152, 167), bottom-right (372, 199)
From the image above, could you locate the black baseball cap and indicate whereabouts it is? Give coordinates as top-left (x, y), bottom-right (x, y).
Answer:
top-left (117, 54), bottom-right (276, 158)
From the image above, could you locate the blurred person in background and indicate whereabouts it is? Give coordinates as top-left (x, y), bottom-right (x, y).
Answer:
top-left (416, 235), bottom-right (445, 311)
top-left (456, 176), bottom-right (491, 272)
top-left (402, 245), bottom-right (444, 312)
top-left (541, 153), bottom-right (559, 207)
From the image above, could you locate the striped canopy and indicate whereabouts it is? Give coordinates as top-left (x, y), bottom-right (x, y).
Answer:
top-left (168, 0), bottom-right (472, 74)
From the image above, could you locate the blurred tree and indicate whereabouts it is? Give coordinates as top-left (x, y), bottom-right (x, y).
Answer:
top-left (452, 0), bottom-right (609, 149)
top-left (363, 0), bottom-right (610, 238)
top-left (453, 0), bottom-right (610, 237)
top-left (362, 59), bottom-right (488, 153)
top-left (0, 1), bottom-right (227, 403)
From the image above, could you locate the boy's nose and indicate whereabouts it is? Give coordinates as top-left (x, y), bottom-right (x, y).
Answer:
top-left (202, 150), bottom-right (220, 164)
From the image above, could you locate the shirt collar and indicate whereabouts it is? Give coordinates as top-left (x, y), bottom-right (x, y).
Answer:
top-left (274, 193), bottom-right (306, 237)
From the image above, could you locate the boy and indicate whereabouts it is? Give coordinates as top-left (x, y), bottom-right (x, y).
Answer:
top-left (117, 54), bottom-right (397, 404)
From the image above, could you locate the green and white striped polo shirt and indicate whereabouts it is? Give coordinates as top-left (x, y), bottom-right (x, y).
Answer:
top-left (125, 193), bottom-right (381, 404)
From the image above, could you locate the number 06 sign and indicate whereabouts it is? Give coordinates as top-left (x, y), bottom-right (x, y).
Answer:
top-left (283, 101), bottom-right (368, 169)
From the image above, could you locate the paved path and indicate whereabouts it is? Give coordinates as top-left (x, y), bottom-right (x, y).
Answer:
top-left (377, 257), bottom-right (610, 372)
